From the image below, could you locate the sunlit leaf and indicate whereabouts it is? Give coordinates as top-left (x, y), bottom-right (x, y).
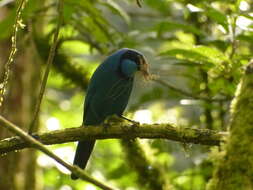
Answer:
top-left (205, 6), bottom-right (229, 32)
top-left (161, 45), bottom-right (226, 67)
top-left (156, 21), bottom-right (204, 36)
top-left (0, 10), bottom-right (15, 40)
top-left (236, 34), bottom-right (253, 44)
top-left (100, 0), bottom-right (131, 25)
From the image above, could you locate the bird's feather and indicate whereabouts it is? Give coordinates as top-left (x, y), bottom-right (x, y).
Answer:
top-left (71, 48), bottom-right (143, 180)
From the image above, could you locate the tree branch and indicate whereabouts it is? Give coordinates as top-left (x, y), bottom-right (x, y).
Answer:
top-left (34, 36), bottom-right (90, 90)
top-left (29, 0), bottom-right (63, 133)
top-left (206, 59), bottom-right (253, 189)
top-left (153, 78), bottom-right (230, 102)
top-left (0, 115), bottom-right (117, 190)
top-left (0, 0), bottom-right (27, 107)
top-left (0, 117), bottom-right (227, 154)
top-left (136, 0), bottom-right (142, 7)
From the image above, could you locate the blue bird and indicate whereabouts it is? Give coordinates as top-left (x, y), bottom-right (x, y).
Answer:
top-left (71, 48), bottom-right (149, 180)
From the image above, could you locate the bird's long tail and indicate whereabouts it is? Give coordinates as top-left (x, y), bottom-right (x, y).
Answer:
top-left (71, 140), bottom-right (95, 180)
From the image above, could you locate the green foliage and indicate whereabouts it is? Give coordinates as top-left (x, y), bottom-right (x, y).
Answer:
top-left (1, 0), bottom-right (253, 189)
top-left (161, 46), bottom-right (223, 65)
top-left (100, 0), bottom-right (131, 25)
top-left (0, 9), bottom-right (15, 40)
top-left (205, 6), bottom-right (229, 32)
top-left (156, 21), bottom-right (204, 36)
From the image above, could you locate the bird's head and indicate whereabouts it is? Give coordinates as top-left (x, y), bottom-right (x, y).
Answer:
top-left (137, 54), bottom-right (150, 80)
top-left (120, 49), bottom-right (150, 80)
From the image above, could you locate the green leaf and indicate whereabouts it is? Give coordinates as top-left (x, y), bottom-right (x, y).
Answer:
top-left (156, 21), bottom-right (204, 36)
top-left (0, 10), bottom-right (15, 40)
top-left (205, 6), bottom-right (228, 32)
top-left (145, 0), bottom-right (171, 13)
top-left (63, 3), bottom-right (76, 22)
top-left (208, 78), bottom-right (236, 96)
top-left (161, 45), bottom-right (226, 66)
top-left (22, 0), bottom-right (40, 19)
top-left (161, 48), bottom-right (209, 63)
top-left (236, 34), bottom-right (253, 44)
top-left (193, 45), bottom-right (227, 63)
top-left (100, 0), bottom-right (131, 25)
top-left (240, 13), bottom-right (253, 21)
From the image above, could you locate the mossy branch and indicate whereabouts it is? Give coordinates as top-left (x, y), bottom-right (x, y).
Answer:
top-left (34, 36), bottom-right (90, 90)
top-left (0, 115), bottom-right (118, 190)
top-left (0, 118), bottom-right (227, 154)
top-left (0, 0), bottom-right (27, 107)
top-left (29, 0), bottom-right (63, 133)
top-left (207, 60), bottom-right (253, 189)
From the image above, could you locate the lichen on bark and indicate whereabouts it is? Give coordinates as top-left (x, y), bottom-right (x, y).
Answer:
top-left (207, 60), bottom-right (253, 190)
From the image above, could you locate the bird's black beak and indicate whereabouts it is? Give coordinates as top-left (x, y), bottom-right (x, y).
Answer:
top-left (139, 56), bottom-right (150, 80)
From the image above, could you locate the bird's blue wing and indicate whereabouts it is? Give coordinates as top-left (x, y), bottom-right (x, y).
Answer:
top-left (84, 72), bottom-right (133, 124)
top-left (83, 49), bottom-right (135, 124)
top-left (72, 48), bottom-right (138, 179)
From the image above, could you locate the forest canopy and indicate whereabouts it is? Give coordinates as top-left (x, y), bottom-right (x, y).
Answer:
top-left (0, 0), bottom-right (253, 190)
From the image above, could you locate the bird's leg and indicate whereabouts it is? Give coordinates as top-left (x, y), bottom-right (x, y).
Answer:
top-left (102, 115), bottom-right (119, 132)
top-left (31, 134), bottom-right (40, 140)
top-left (104, 115), bottom-right (122, 124)
top-left (102, 118), bottom-right (112, 132)
top-left (103, 115), bottom-right (139, 131)
top-left (118, 115), bottom-right (140, 126)
top-left (101, 122), bottom-right (110, 133)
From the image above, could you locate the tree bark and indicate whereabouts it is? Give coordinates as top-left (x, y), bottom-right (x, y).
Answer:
top-left (0, 6), bottom-right (41, 189)
top-left (207, 60), bottom-right (253, 189)
top-left (0, 122), bottom-right (226, 154)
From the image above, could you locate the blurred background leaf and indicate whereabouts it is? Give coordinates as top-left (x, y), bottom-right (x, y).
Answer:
top-left (0, 0), bottom-right (252, 189)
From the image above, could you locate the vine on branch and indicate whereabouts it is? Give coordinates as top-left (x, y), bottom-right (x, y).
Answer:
top-left (0, 0), bottom-right (27, 108)
top-left (136, 0), bottom-right (142, 7)
top-left (29, 0), bottom-right (64, 133)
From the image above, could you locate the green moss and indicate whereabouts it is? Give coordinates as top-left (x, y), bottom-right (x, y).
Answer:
top-left (207, 63), bottom-right (253, 189)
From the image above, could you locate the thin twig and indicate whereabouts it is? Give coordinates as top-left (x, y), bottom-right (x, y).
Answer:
top-left (136, 0), bottom-right (142, 7)
top-left (29, 0), bottom-right (63, 133)
top-left (0, 0), bottom-right (27, 108)
top-left (71, 21), bottom-right (105, 54)
top-left (153, 78), bottom-right (230, 102)
top-left (0, 115), bottom-right (117, 190)
top-left (229, 16), bottom-right (238, 59)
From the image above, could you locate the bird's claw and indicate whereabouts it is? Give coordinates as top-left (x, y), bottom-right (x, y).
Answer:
top-left (31, 134), bottom-right (40, 140)
top-left (102, 123), bottom-right (110, 133)
top-left (118, 115), bottom-right (139, 126)
top-left (131, 121), bottom-right (140, 127)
